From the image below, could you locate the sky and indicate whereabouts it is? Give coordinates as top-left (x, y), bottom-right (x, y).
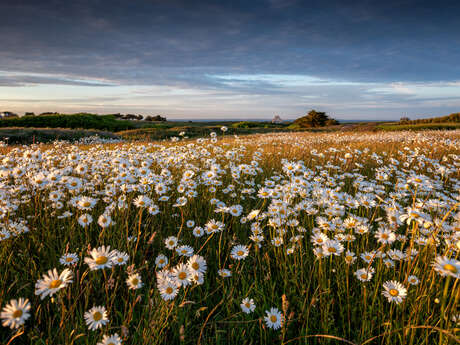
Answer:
top-left (1, 0), bottom-right (459, 120)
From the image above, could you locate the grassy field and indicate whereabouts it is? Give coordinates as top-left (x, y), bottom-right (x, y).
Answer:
top-left (0, 130), bottom-right (459, 344)
top-left (377, 123), bottom-right (460, 131)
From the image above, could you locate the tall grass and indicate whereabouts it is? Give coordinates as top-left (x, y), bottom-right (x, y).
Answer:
top-left (0, 130), bottom-right (459, 344)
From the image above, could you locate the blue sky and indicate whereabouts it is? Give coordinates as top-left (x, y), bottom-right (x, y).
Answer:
top-left (1, 0), bottom-right (459, 120)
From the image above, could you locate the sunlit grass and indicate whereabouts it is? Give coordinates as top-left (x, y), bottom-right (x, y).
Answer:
top-left (0, 130), bottom-right (459, 344)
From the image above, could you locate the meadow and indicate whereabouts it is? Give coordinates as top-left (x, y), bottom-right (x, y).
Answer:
top-left (0, 130), bottom-right (459, 344)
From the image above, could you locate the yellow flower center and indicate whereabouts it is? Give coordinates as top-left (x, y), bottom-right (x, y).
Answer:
top-left (49, 279), bottom-right (62, 289)
top-left (117, 257), bottom-right (123, 263)
top-left (93, 311), bottom-right (102, 321)
top-left (96, 256), bottom-right (108, 265)
top-left (360, 274), bottom-right (368, 280)
top-left (389, 289), bottom-right (399, 296)
top-left (192, 262), bottom-right (199, 270)
top-left (328, 247), bottom-right (337, 253)
top-left (381, 234), bottom-right (388, 239)
top-left (443, 264), bottom-right (457, 274)
top-left (83, 201), bottom-right (90, 207)
top-left (237, 250), bottom-right (244, 256)
top-left (65, 257), bottom-right (74, 262)
top-left (178, 272), bottom-right (187, 280)
top-left (270, 315), bottom-right (278, 323)
top-left (131, 278), bottom-right (139, 286)
top-left (12, 310), bottom-right (23, 318)
top-left (166, 287), bottom-right (173, 294)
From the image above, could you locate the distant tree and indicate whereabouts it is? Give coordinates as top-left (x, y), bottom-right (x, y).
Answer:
top-left (152, 115), bottom-right (166, 121)
top-left (293, 110), bottom-right (338, 128)
top-left (25, 112), bottom-right (35, 116)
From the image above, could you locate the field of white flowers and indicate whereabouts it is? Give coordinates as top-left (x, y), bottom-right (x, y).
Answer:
top-left (0, 130), bottom-right (459, 344)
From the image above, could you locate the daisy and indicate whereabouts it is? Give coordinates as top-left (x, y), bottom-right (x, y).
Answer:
top-left (264, 307), bottom-right (284, 330)
top-left (354, 267), bottom-right (375, 282)
top-left (176, 245), bottom-right (194, 257)
top-left (59, 253), bottom-right (79, 266)
top-left (382, 280), bottom-right (407, 304)
top-left (97, 214), bottom-right (113, 228)
top-left (78, 213), bottom-right (93, 227)
top-left (133, 195), bottom-right (152, 208)
top-left (126, 273), bottom-right (143, 290)
top-left (165, 236), bottom-right (178, 250)
top-left (97, 333), bottom-right (122, 345)
top-left (172, 263), bottom-right (193, 287)
top-left (35, 268), bottom-right (73, 300)
top-left (192, 226), bottom-right (204, 237)
top-left (375, 228), bottom-right (396, 245)
top-left (1, 298), bottom-right (31, 329)
top-left (187, 255), bottom-right (207, 274)
top-left (407, 275), bottom-right (420, 285)
top-left (112, 251), bottom-right (129, 266)
top-left (240, 298), bottom-right (256, 314)
top-left (155, 254), bottom-right (168, 268)
top-left (344, 251), bottom-right (356, 265)
top-left (230, 244), bottom-right (249, 260)
top-left (322, 239), bottom-right (344, 256)
top-left (432, 256), bottom-right (460, 279)
top-left (84, 246), bottom-right (116, 271)
top-left (84, 306), bottom-right (109, 331)
top-left (218, 268), bottom-right (231, 278)
top-left (157, 279), bottom-right (179, 301)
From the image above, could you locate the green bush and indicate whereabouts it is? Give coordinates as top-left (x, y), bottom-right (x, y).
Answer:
top-left (0, 113), bottom-right (135, 131)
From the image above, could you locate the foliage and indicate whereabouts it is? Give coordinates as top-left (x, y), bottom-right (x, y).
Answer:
top-left (0, 113), bottom-right (135, 131)
top-left (378, 122), bottom-right (460, 131)
top-left (293, 110), bottom-right (339, 128)
top-left (401, 112), bottom-right (460, 125)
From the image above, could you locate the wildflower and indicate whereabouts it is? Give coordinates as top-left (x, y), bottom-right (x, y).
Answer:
top-left (322, 239), bottom-right (344, 256)
top-left (84, 246), bottom-right (116, 271)
top-left (344, 251), bottom-right (356, 265)
top-left (407, 275), bottom-right (420, 285)
top-left (382, 281), bottom-right (407, 304)
top-left (112, 251), bottom-right (129, 266)
top-left (97, 333), bottom-right (122, 345)
top-left (1, 298), bottom-right (31, 329)
top-left (172, 263), bottom-right (193, 287)
top-left (432, 256), bottom-right (460, 279)
top-left (230, 244), bottom-right (249, 260)
top-left (187, 255), bottom-right (207, 274)
top-left (35, 268), bottom-right (73, 300)
top-left (59, 253), bottom-right (79, 266)
top-left (176, 245), bottom-right (194, 257)
top-left (126, 273), bottom-right (143, 290)
top-left (155, 254), bottom-right (168, 268)
top-left (78, 213), bottom-right (93, 227)
top-left (84, 306), bottom-right (109, 331)
top-left (157, 278), bottom-right (179, 301)
top-left (165, 236), bottom-right (178, 250)
top-left (375, 228), bottom-right (396, 245)
top-left (354, 267), bottom-right (375, 282)
top-left (264, 307), bottom-right (284, 330)
top-left (97, 214), bottom-right (113, 228)
top-left (218, 269), bottom-right (231, 278)
top-left (193, 226), bottom-right (204, 237)
top-left (240, 298), bottom-right (256, 314)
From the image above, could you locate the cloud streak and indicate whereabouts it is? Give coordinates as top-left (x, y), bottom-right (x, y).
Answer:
top-left (0, 0), bottom-right (459, 119)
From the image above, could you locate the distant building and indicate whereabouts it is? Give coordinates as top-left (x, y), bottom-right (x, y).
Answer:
top-left (272, 115), bottom-right (283, 124)
top-left (0, 111), bottom-right (18, 118)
